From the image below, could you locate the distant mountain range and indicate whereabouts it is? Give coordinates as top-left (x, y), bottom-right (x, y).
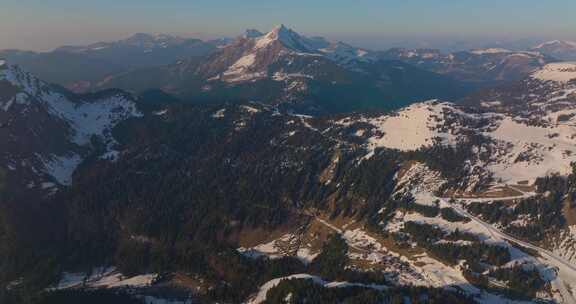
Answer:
top-left (380, 47), bottom-right (555, 85)
top-left (3, 28), bottom-right (569, 116)
top-left (531, 40), bottom-right (576, 61)
top-left (95, 25), bottom-right (473, 113)
top-left (3, 28), bottom-right (573, 116)
top-left (0, 33), bottom-right (220, 92)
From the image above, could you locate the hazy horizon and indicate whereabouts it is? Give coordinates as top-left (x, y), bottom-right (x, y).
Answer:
top-left (1, 0), bottom-right (576, 51)
top-left (0, 27), bottom-right (571, 53)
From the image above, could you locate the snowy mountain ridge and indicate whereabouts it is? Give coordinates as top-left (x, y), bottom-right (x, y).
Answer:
top-left (0, 60), bottom-right (140, 190)
top-left (55, 32), bottom-right (195, 53)
top-left (381, 47), bottom-right (553, 84)
top-left (532, 40), bottom-right (576, 61)
top-left (535, 40), bottom-right (576, 49)
top-left (212, 25), bottom-right (375, 83)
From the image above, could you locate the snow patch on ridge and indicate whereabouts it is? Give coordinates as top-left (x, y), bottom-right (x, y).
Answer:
top-left (41, 154), bottom-right (83, 185)
top-left (470, 48), bottom-right (512, 55)
top-left (223, 54), bottom-right (257, 80)
top-left (534, 40), bottom-right (576, 49)
top-left (484, 116), bottom-right (576, 184)
top-left (337, 101), bottom-right (457, 155)
top-left (0, 61), bottom-right (141, 186)
top-left (532, 62), bottom-right (576, 83)
top-left (51, 267), bottom-right (158, 290)
top-left (247, 274), bottom-right (387, 304)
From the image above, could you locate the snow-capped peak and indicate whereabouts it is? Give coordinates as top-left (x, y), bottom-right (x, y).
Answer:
top-left (531, 62), bottom-right (576, 83)
top-left (270, 24), bottom-right (289, 35)
top-left (255, 24), bottom-right (313, 52)
top-left (214, 25), bottom-right (376, 83)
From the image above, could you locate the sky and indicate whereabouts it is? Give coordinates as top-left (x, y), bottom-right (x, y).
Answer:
top-left (1, 0), bottom-right (575, 51)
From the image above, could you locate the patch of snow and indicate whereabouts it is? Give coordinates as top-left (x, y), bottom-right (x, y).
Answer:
top-left (50, 267), bottom-right (115, 290)
top-left (41, 182), bottom-right (56, 189)
top-left (101, 150), bottom-right (120, 161)
top-left (532, 62), bottom-right (576, 83)
top-left (240, 105), bottom-right (260, 113)
top-left (212, 108), bottom-right (226, 118)
top-left (295, 248), bottom-right (319, 264)
top-left (153, 109), bottom-right (168, 116)
top-left (140, 296), bottom-right (193, 304)
top-left (94, 273), bottom-right (157, 288)
top-left (534, 40), bottom-right (576, 49)
top-left (247, 274), bottom-right (386, 304)
top-left (341, 101), bottom-right (457, 154)
top-left (223, 53), bottom-right (257, 79)
top-left (41, 154), bottom-right (82, 185)
top-left (470, 48), bottom-right (513, 55)
top-left (394, 162), bottom-right (446, 206)
top-left (485, 116), bottom-right (576, 184)
top-left (42, 92), bottom-right (141, 146)
top-left (480, 101), bottom-right (502, 107)
top-left (1, 97), bottom-right (14, 111)
top-left (224, 71), bottom-right (267, 83)
top-left (272, 72), bottom-right (313, 81)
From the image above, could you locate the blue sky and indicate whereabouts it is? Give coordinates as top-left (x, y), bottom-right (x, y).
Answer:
top-left (1, 0), bottom-right (575, 51)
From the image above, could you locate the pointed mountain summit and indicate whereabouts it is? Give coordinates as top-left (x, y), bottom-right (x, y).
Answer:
top-left (254, 24), bottom-right (315, 52)
top-left (194, 24), bottom-right (376, 83)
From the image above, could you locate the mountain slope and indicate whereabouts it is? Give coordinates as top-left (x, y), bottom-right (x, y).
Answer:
top-left (0, 60), bottom-right (140, 198)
